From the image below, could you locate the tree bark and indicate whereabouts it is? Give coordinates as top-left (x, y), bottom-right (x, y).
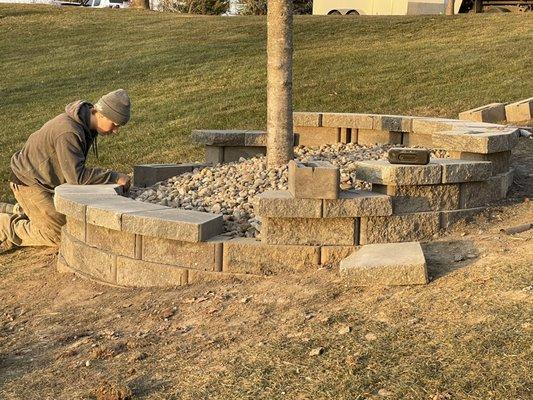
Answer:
top-left (131, 0), bottom-right (150, 9)
top-left (266, 0), bottom-right (294, 168)
top-left (446, 0), bottom-right (455, 15)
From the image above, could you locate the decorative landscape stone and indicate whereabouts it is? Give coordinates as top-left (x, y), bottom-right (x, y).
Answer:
top-left (373, 184), bottom-right (460, 213)
top-left (360, 212), bottom-right (440, 244)
top-left (322, 190), bottom-right (392, 218)
top-left (340, 241), bottom-right (428, 286)
top-left (294, 126), bottom-right (340, 147)
top-left (372, 114), bottom-right (413, 132)
top-left (459, 103), bottom-right (507, 123)
top-left (86, 224), bottom-right (137, 259)
top-left (321, 112), bottom-right (373, 129)
top-left (355, 160), bottom-right (442, 185)
top-left (288, 160), bottom-right (340, 199)
top-left (434, 158), bottom-right (492, 183)
top-left (505, 97), bottom-right (533, 122)
top-left (357, 129), bottom-right (402, 146)
top-left (321, 245), bottom-right (360, 268)
top-left (448, 150), bottom-right (511, 175)
top-left (440, 207), bottom-right (485, 229)
top-left (432, 128), bottom-right (519, 154)
top-left (256, 190), bottom-right (323, 218)
top-left (293, 112), bottom-right (322, 127)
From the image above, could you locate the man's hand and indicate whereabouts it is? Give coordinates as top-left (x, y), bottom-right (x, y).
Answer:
top-left (116, 173), bottom-right (131, 192)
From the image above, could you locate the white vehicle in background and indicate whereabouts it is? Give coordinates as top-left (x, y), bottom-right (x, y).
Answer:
top-left (82, 0), bottom-right (129, 8)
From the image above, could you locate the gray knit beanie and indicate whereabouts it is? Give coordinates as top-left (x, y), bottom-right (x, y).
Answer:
top-left (94, 89), bottom-right (131, 126)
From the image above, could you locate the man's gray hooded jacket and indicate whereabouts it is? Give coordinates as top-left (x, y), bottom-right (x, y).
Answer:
top-left (10, 101), bottom-right (119, 193)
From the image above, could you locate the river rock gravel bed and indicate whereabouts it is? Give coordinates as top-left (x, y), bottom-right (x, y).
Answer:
top-left (131, 143), bottom-right (448, 238)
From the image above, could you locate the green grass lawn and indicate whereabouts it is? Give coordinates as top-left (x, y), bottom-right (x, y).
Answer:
top-left (0, 5), bottom-right (532, 201)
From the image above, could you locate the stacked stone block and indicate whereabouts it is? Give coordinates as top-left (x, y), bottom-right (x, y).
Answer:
top-left (505, 97), bottom-right (533, 123)
top-left (134, 163), bottom-right (207, 188)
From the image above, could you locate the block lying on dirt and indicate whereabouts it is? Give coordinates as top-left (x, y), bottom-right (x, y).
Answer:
top-left (134, 163), bottom-right (204, 188)
top-left (432, 128), bottom-right (519, 154)
top-left (355, 160), bottom-right (442, 185)
top-left (321, 245), bottom-right (360, 268)
top-left (122, 208), bottom-right (223, 242)
top-left (288, 160), bottom-right (340, 199)
top-left (340, 242), bottom-right (428, 286)
top-left (357, 129), bottom-right (402, 146)
top-left (261, 217), bottom-right (358, 246)
top-left (372, 184), bottom-right (460, 213)
top-left (116, 256), bottom-right (188, 287)
top-left (255, 190), bottom-right (323, 218)
top-left (433, 159), bottom-right (492, 183)
top-left (505, 97), bottom-right (533, 123)
top-left (293, 112), bottom-right (322, 127)
top-left (322, 190), bottom-right (392, 218)
top-left (321, 113), bottom-right (373, 129)
top-left (222, 238), bottom-right (320, 275)
top-left (459, 103), bottom-right (506, 123)
top-left (360, 212), bottom-right (440, 244)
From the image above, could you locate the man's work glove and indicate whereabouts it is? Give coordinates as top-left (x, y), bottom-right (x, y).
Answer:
top-left (116, 173), bottom-right (131, 192)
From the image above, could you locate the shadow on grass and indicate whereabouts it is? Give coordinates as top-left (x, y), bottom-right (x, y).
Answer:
top-left (422, 239), bottom-right (478, 280)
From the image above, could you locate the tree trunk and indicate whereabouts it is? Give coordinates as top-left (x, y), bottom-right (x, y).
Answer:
top-left (446, 0), bottom-right (455, 15)
top-left (266, 0), bottom-right (294, 168)
top-left (131, 0), bottom-right (150, 9)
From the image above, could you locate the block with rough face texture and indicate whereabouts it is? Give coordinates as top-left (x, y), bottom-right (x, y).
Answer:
top-left (432, 128), bottom-right (519, 154)
top-left (402, 132), bottom-right (434, 148)
top-left (360, 212), bottom-right (440, 244)
top-left (116, 256), bottom-right (187, 287)
top-left (134, 163), bottom-right (203, 188)
top-left (357, 129), bottom-right (402, 146)
top-left (244, 131), bottom-right (267, 146)
top-left (86, 197), bottom-right (167, 231)
top-left (141, 235), bottom-right (227, 271)
top-left (433, 158), bottom-right (492, 183)
top-left (440, 207), bottom-right (485, 229)
top-left (261, 217), bottom-right (357, 246)
top-left (289, 160), bottom-right (340, 199)
top-left (355, 160), bottom-right (442, 186)
top-left (65, 218), bottom-right (86, 242)
top-left (321, 245), bottom-right (360, 268)
top-left (340, 242), bottom-right (428, 286)
top-left (294, 126), bottom-right (340, 147)
top-left (372, 184), bottom-right (460, 213)
top-left (448, 150), bottom-right (511, 175)
top-left (459, 172), bottom-right (509, 208)
top-left (505, 97), bottom-right (533, 123)
top-left (256, 190), bottom-right (323, 218)
top-left (86, 224), bottom-right (136, 258)
top-left (188, 269), bottom-right (261, 284)
top-left (192, 130), bottom-right (246, 146)
top-left (122, 208), bottom-right (223, 242)
top-left (293, 112), bottom-right (322, 127)
top-left (411, 118), bottom-right (454, 134)
top-left (223, 146), bottom-right (266, 162)
top-left (322, 190), bottom-right (392, 218)
top-left (321, 113), bottom-right (373, 129)
top-left (223, 238), bottom-right (320, 275)
top-left (372, 115), bottom-right (413, 132)
top-left (459, 103), bottom-right (507, 123)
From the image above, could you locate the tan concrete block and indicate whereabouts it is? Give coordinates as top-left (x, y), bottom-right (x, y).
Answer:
top-left (60, 229), bottom-right (116, 283)
top-left (357, 129), bottom-right (402, 146)
top-left (244, 130), bottom-right (267, 146)
top-left (294, 126), bottom-right (340, 147)
top-left (432, 128), bottom-right (519, 154)
top-left (261, 217), bottom-right (357, 246)
top-left (321, 246), bottom-right (359, 268)
top-left (505, 97), bottom-right (533, 123)
top-left (372, 115), bottom-right (413, 132)
top-left (55, 184), bottom-right (123, 196)
top-left (293, 112), bottom-right (322, 127)
top-left (122, 208), bottom-right (223, 242)
top-left (205, 146), bottom-right (224, 164)
top-left (56, 254), bottom-right (74, 274)
top-left (321, 113), bottom-right (373, 129)
top-left (459, 173), bottom-right (506, 208)
top-left (411, 118), bottom-right (454, 134)
top-left (433, 158), bottom-right (492, 183)
top-left (223, 238), bottom-right (320, 275)
top-left (116, 256), bottom-right (187, 287)
top-left (256, 191), bottom-right (322, 218)
top-left (402, 132), bottom-right (434, 148)
top-left (360, 213), bottom-right (440, 244)
top-left (340, 242), bottom-right (428, 286)
top-left (440, 207), bottom-right (485, 229)
top-left (459, 103), bottom-right (507, 123)
top-left (65, 218), bottom-right (85, 242)
top-left (86, 197), bottom-right (167, 231)
top-left (188, 269), bottom-right (261, 284)
top-left (223, 146), bottom-right (266, 162)
top-left (54, 193), bottom-right (118, 221)
top-left (322, 190), bottom-right (392, 218)
top-left (141, 235), bottom-right (226, 271)
top-left (355, 160), bottom-right (442, 185)
top-left (448, 150), bottom-right (511, 175)
top-left (373, 184), bottom-right (459, 213)
top-left (86, 224), bottom-right (136, 258)
top-left (340, 128), bottom-right (354, 144)
top-left (288, 160), bottom-right (340, 200)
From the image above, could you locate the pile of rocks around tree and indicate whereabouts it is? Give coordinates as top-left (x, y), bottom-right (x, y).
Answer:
top-left (131, 143), bottom-right (448, 238)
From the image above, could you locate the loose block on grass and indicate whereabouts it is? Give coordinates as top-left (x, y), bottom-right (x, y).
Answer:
top-left (223, 238), bottom-right (320, 275)
top-left (134, 163), bottom-right (203, 188)
top-left (255, 190), bottom-right (323, 218)
top-left (360, 212), bottom-right (440, 244)
top-left (372, 184), bottom-right (460, 213)
top-left (432, 128), bottom-right (519, 154)
top-left (505, 97), bottom-right (533, 122)
top-left (288, 160), bottom-right (340, 200)
top-left (357, 129), bottom-right (402, 146)
top-left (294, 126), bottom-right (340, 147)
top-left (449, 150), bottom-right (511, 175)
top-left (372, 115), bottom-right (413, 132)
top-left (86, 224), bottom-right (136, 259)
top-left (321, 113), bottom-right (373, 129)
top-left (122, 208), bottom-right (223, 242)
top-left (434, 158), bottom-right (492, 183)
top-left (321, 245), bottom-right (360, 268)
top-left (293, 112), bottom-right (322, 127)
top-left (340, 242), bottom-right (428, 286)
top-left (322, 190), bottom-right (392, 218)
top-left (116, 256), bottom-right (188, 287)
top-left (459, 103), bottom-right (506, 123)
top-left (261, 217), bottom-right (357, 246)
top-left (141, 235), bottom-right (226, 271)
top-left (355, 160), bottom-right (442, 185)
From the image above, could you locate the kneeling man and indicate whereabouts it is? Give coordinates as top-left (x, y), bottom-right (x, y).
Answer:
top-left (0, 89), bottom-right (132, 253)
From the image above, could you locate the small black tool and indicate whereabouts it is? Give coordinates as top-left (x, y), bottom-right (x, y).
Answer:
top-left (388, 148), bottom-right (430, 165)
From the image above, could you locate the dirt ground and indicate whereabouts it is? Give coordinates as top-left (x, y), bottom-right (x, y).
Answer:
top-left (0, 140), bottom-right (531, 400)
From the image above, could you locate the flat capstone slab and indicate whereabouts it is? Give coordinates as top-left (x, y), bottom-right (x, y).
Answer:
top-left (355, 159), bottom-right (442, 185)
top-left (340, 242), bottom-right (428, 286)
